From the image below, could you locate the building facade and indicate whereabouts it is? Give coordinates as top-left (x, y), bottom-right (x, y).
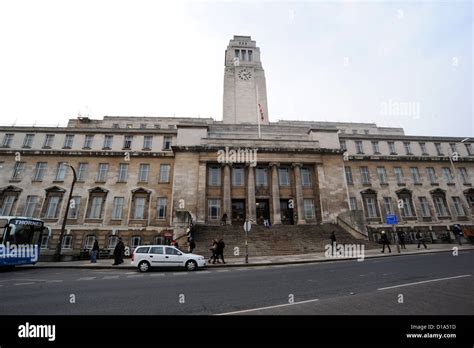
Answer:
top-left (0, 35), bottom-right (472, 258)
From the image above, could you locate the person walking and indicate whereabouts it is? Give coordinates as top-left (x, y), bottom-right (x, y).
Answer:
top-left (397, 230), bottom-right (406, 249)
top-left (208, 239), bottom-right (218, 264)
top-left (188, 239), bottom-right (196, 253)
top-left (416, 230), bottom-right (427, 249)
top-left (216, 238), bottom-right (226, 264)
top-left (221, 212), bottom-right (228, 225)
top-left (330, 231), bottom-right (336, 256)
top-left (453, 224), bottom-right (463, 246)
top-left (380, 231), bottom-right (391, 253)
top-left (91, 238), bottom-right (99, 263)
top-left (113, 237), bottom-right (125, 265)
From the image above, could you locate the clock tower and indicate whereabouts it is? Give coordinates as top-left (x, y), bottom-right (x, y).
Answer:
top-left (223, 35), bottom-right (269, 124)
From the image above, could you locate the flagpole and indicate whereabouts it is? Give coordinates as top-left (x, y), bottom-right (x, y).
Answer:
top-left (256, 84), bottom-right (261, 139)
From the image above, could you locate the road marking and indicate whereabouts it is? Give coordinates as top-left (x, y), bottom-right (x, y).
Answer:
top-left (78, 277), bottom-right (96, 281)
top-left (196, 271), bottom-right (211, 274)
top-left (14, 282), bottom-right (35, 286)
top-left (378, 274), bottom-right (472, 291)
top-left (217, 298), bottom-right (320, 315)
top-left (172, 272), bottom-right (186, 275)
top-left (125, 272), bottom-right (136, 275)
top-left (150, 273), bottom-right (165, 277)
top-left (215, 269), bottom-right (230, 272)
top-left (127, 274), bottom-right (144, 278)
top-left (46, 280), bottom-right (64, 283)
top-left (103, 276), bottom-right (119, 279)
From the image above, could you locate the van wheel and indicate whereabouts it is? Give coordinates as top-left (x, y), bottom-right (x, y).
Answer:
top-left (185, 260), bottom-right (197, 271)
top-left (138, 261), bottom-right (150, 272)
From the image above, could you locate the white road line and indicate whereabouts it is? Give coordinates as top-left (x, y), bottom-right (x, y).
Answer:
top-left (14, 282), bottom-right (35, 286)
top-left (196, 271), bottom-right (211, 274)
top-left (46, 280), bottom-right (64, 283)
top-left (125, 272), bottom-right (136, 275)
top-left (378, 274), bottom-right (472, 291)
top-left (172, 272), bottom-right (186, 275)
top-left (103, 276), bottom-right (119, 279)
top-left (216, 269), bottom-right (230, 272)
top-left (78, 277), bottom-right (96, 281)
top-left (150, 273), bottom-right (165, 277)
top-left (126, 274), bottom-right (144, 278)
top-left (217, 298), bottom-right (320, 315)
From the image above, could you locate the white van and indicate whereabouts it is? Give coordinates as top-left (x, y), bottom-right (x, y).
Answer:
top-left (131, 245), bottom-right (206, 272)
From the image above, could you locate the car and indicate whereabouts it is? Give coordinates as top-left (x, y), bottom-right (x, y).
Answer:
top-left (131, 245), bottom-right (206, 272)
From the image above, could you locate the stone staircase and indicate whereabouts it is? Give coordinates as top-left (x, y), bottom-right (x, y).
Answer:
top-left (192, 223), bottom-right (378, 258)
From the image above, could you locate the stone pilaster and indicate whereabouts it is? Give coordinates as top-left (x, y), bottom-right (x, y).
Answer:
top-left (196, 161), bottom-right (207, 223)
top-left (247, 165), bottom-right (256, 221)
top-left (270, 162), bottom-right (281, 224)
top-left (223, 164), bottom-right (232, 224)
top-left (292, 163), bottom-right (306, 224)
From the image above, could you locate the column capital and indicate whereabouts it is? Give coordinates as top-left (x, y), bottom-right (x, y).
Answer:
top-left (269, 162), bottom-right (280, 167)
top-left (292, 162), bottom-right (303, 168)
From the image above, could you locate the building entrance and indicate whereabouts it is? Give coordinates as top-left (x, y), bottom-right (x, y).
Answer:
top-left (280, 199), bottom-right (294, 225)
top-left (256, 199), bottom-right (270, 225)
top-left (232, 199), bottom-right (246, 224)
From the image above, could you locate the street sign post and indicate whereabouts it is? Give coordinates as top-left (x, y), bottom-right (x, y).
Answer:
top-left (386, 214), bottom-right (400, 253)
top-left (243, 220), bottom-right (251, 264)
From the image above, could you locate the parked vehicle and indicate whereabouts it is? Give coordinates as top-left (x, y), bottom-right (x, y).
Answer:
top-left (131, 245), bottom-right (206, 272)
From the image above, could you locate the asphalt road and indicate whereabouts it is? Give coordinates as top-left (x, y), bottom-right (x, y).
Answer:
top-left (1, 250), bottom-right (473, 315)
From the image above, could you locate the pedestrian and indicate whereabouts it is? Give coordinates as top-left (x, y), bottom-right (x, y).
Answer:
top-left (397, 230), bottom-right (406, 249)
top-left (416, 230), bottom-right (427, 249)
top-left (453, 224), bottom-right (463, 246)
top-left (172, 240), bottom-right (179, 249)
top-left (380, 231), bottom-right (391, 253)
top-left (113, 237), bottom-right (125, 265)
top-left (208, 239), bottom-right (218, 264)
top-left (216, 238), bottom-right (226, 264)
top-left (263, 215), bottom-right (270, 228)
top-left (188, 239), bottom-right (196, 253)
top-left (330, 231), bottom-right (336, 256)
top-left (221, 212), bottom-right (228, 225)
top-left (91, 238), bottom-right (99, 263)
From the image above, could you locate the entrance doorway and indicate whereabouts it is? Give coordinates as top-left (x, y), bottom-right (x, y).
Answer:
top-left (232, 199), bottom-right (246, 224)
top-left (280, 199), bottom-right (294, 225)
top-left (256, 199), bottom-right (270, 225)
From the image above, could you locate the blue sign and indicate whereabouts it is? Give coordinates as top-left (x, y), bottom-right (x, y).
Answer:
top-left (386, 214), bottom-right (398, 225)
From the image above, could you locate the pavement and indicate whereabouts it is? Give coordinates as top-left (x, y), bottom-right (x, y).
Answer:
top-left (20, 243), bottom-right (474, 269)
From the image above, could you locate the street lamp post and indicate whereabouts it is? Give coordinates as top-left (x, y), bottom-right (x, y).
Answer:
top-left (53, 163), bottom-right (77, 262)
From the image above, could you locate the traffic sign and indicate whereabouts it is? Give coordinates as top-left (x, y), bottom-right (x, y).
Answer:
top-left (386, 214), bottom-right (398, 225)
top-left (243, 221), bottom-right (251, 232)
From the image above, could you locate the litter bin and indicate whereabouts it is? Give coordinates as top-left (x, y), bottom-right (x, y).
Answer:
top-left (79, 249), bottom-right (90, 260)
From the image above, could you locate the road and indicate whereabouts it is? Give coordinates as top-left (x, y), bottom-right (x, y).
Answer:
top-left (0, 250), bottom-right (473, 315)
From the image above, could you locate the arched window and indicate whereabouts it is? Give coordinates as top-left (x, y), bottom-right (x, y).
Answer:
top-left (86, 187), bottom-right (108, 220)
top-left (42, 186), bottom-right (66, 220)
top-left (430, 189), bottom-right (450, 218)
top-left (154, 236), bottom-right (165, 245)
top-left (396, 189), bottom-right (416, 218)
top-left (107, 235), bottom-right (118, 249)
top-left (131, 188), bottom-right (151, 220)
top-left (84, 235), bottom-right (96, 249)
top-left (0, 186), bottom-right (22, 216)
top-left (360, 189), bottom-right (380, 219)
top-left (131, 236), bottom-right (141, 248)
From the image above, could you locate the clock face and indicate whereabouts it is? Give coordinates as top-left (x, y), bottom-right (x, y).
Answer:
top-left (238, 69), bottom-right (252, 81)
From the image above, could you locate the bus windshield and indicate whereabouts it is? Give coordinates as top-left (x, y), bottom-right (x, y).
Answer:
top-left (0, 218), bottom-right (44, 246)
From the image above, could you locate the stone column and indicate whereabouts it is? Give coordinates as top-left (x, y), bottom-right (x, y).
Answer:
top-left (270, 162), bottom-right (282, 224)
top-left (196, 161), bottom-right (207, 223)
top-left (247, 165), bottom-right (256, 221)
top-left (223, 164), bottom-right (232, 224)
top-left (293, 163), bottom-right (306, 224)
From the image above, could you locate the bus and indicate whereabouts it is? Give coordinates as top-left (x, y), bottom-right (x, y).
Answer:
top-left (0, 216), bottom-right (50, 267)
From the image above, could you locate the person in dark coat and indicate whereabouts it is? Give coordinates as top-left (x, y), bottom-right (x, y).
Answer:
top-left (416, 230), bottom-right (427, 249)
top-left (91, 239), bottom-right (99, 263)
top-left (113, 237), bottom-right (125, 265)
top-left (397, 230), bottom-right (406, 249)
top-left (216, 238), bottom-right (226, 264)
top-left (330, 231), bottom-right (336, 256)
top-left (208, 239), bottom-right (218, 264)
top-left (188, 239), bottom-right (196, 253)
top-left (380, 231), bottom-right (391, 253)
top-left (453, 224), bottom-right (463, 246)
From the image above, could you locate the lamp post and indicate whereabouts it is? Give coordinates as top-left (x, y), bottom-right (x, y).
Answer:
top-left (53, 163), bottom-right (77, 262)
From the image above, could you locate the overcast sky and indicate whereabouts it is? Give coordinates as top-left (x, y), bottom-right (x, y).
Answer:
top-left (0, 0), bottom-right (472, 137)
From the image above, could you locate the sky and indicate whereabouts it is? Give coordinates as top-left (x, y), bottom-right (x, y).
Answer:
top-left (0, 0), bottom-right (472, 137)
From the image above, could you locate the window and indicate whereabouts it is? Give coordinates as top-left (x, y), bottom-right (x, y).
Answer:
top-left (410, 167), bottom-right (421, 184)
top-left (83, 135), bottom-right (94, 149)
top-left (154, 236), bottom-right (165, 245)
top-left (394, 167), bottom-right (404, 184)
top-left (345, 166), bottom-right (353, 185)
top-left (40, 234), bottom-right (49, 249)
top-left (465, 143), bottom-right (472, 156)
top-left (138, 164), bottom-right (150, 182)
top-left (43, 134), bottom-right (54, 148)
top-left (2, 134), bottom-right (14, 147)
top-left (360, 167), bottom-right (370, 184)
top-left (248, 50), bottom-right (253, 61)
top-left (458, 168), bottom-right (470, 184)
top-left (419, 197), bottom-right (431, 217)
top-left (123, 135), bottom-right (133, 149)
top-left (163, 136), bottom-right (172, 150)
top-left (112, 123), bottom-right (119, 129)
top-left (88, 196), bottom-right (104, 219)
top-left (352, 129), bottom-right (358, 134)
top-left (33, 162), bottom-right (47, 181)
top-left (157, 197), bottom-right (167, 220)
top-left (126, 124), bottom-right (133, 129)
top-left (140, 124), bottom-right (147, 129)
top-left (442, 167), bottom-right (454, 184)
top-left (449, 143), bottom-right (457, 154)
top-left (62, 235), bottom-right (72, 249)
top-left (303, 199), bottom-right (315, 219)
top-left (403, 142), bottom-right (412, 155)
top-left (372, 141), bottom-right (380, 154)
top-left (118, 164), bottom-right (128, 182)
top-left (256, 167), bottom-right (268, 186)
top-left (278, 168), bottom-right (290, 186)
top-left (435, 143), bottom-right (443, 156)
top-left (131, 236), bottom-right (141, 248)
top-left (63, 134), bottom-right (74, 148)
top-left (112, 197), bottom-right (124, 219)
top-left (159, 164), bottom-right (170, 183)
top-left (383, 197), bottom-right (394, 215)
top-left (23, 196), bottom-right (39, 217)
top-left (23, 134), bottom-right (34, 148)
top-left (67, 197), bottom-right (81, 219)
top-left (103, 135), bottom-right (113, 149)
top-left (44, 196), bottom-right (60, 219)
top-left (365, 197), bottom-right (378, 218)
top-left (166, 247), bottom-right (181, 255)
top-left (96, 163), bottom-right (109, 182)
top-left (133, 197), bottom-right (146, 219)
top-left (55, 163), bottom-right (67, 181)
top-left (143, 136), bottom-right (153, 149)
top-left (150, 246), bottom-right (164, 254)
top-left (11, 162), bottom-right (25, 181)
top-left (419, 142), bottom-right (428, 154)
top-left (377, 167), bottom-right (387, 184)
top-left (107, 236), bottom-right (118, 249)
top-left (452, 197), bottom-right (465, 216)
top-left (433, 196), bottom-right (449, 217)
top-left (400, 196), bottom-right (414, 217)
top-left (301, 167), bottom-right (311, 186)
top-left (135, 246), bottom-right (150, 253)
top-left (84, 235), bottom-right (96, 249)
top-left (340, 140), bottom-right (346, 151)
top-left (241, 50), bottom-right (247, 61)
top-left (0, 196), bottom-right (16, 215)
top-left (77, 163), bottom-right (88, 181)
top-left (355, 141), bottom-right (364, 154)
top-left (154, 124), bottom-right (161, 129)
top-left (232, 167), bottom-right (244, 186)
top-left (208, 166), bottom-right (221, 186)
top-left (388, 142), bottom-right (396, 154)
top-left (235, 49), bottom-right (240, 59)
top-left (426, 167), bottom-right (437, 184)
top-left (349, 197), bottom-right (357, 210)
top-left (208, 199), bottom-right (221, 220)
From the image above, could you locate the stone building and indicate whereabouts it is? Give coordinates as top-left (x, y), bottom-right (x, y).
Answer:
top-left (0, 35), bottom-right (472, 258)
